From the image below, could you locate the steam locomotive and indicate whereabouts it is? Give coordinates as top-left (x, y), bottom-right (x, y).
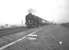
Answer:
top-left (25, 13), bottom-right (49, 28)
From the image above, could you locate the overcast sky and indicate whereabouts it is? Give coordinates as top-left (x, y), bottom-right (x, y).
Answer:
top-left (0, 0), bottom-right (69, 25)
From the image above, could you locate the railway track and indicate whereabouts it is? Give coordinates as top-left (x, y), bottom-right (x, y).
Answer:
top-left (0, 27), bottom-right (29, 37)
top-left (0, 26), bottom-right (42, 50)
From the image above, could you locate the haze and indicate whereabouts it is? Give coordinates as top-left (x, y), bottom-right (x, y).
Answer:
top-left (0, 0), bottom-right (69, 25)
